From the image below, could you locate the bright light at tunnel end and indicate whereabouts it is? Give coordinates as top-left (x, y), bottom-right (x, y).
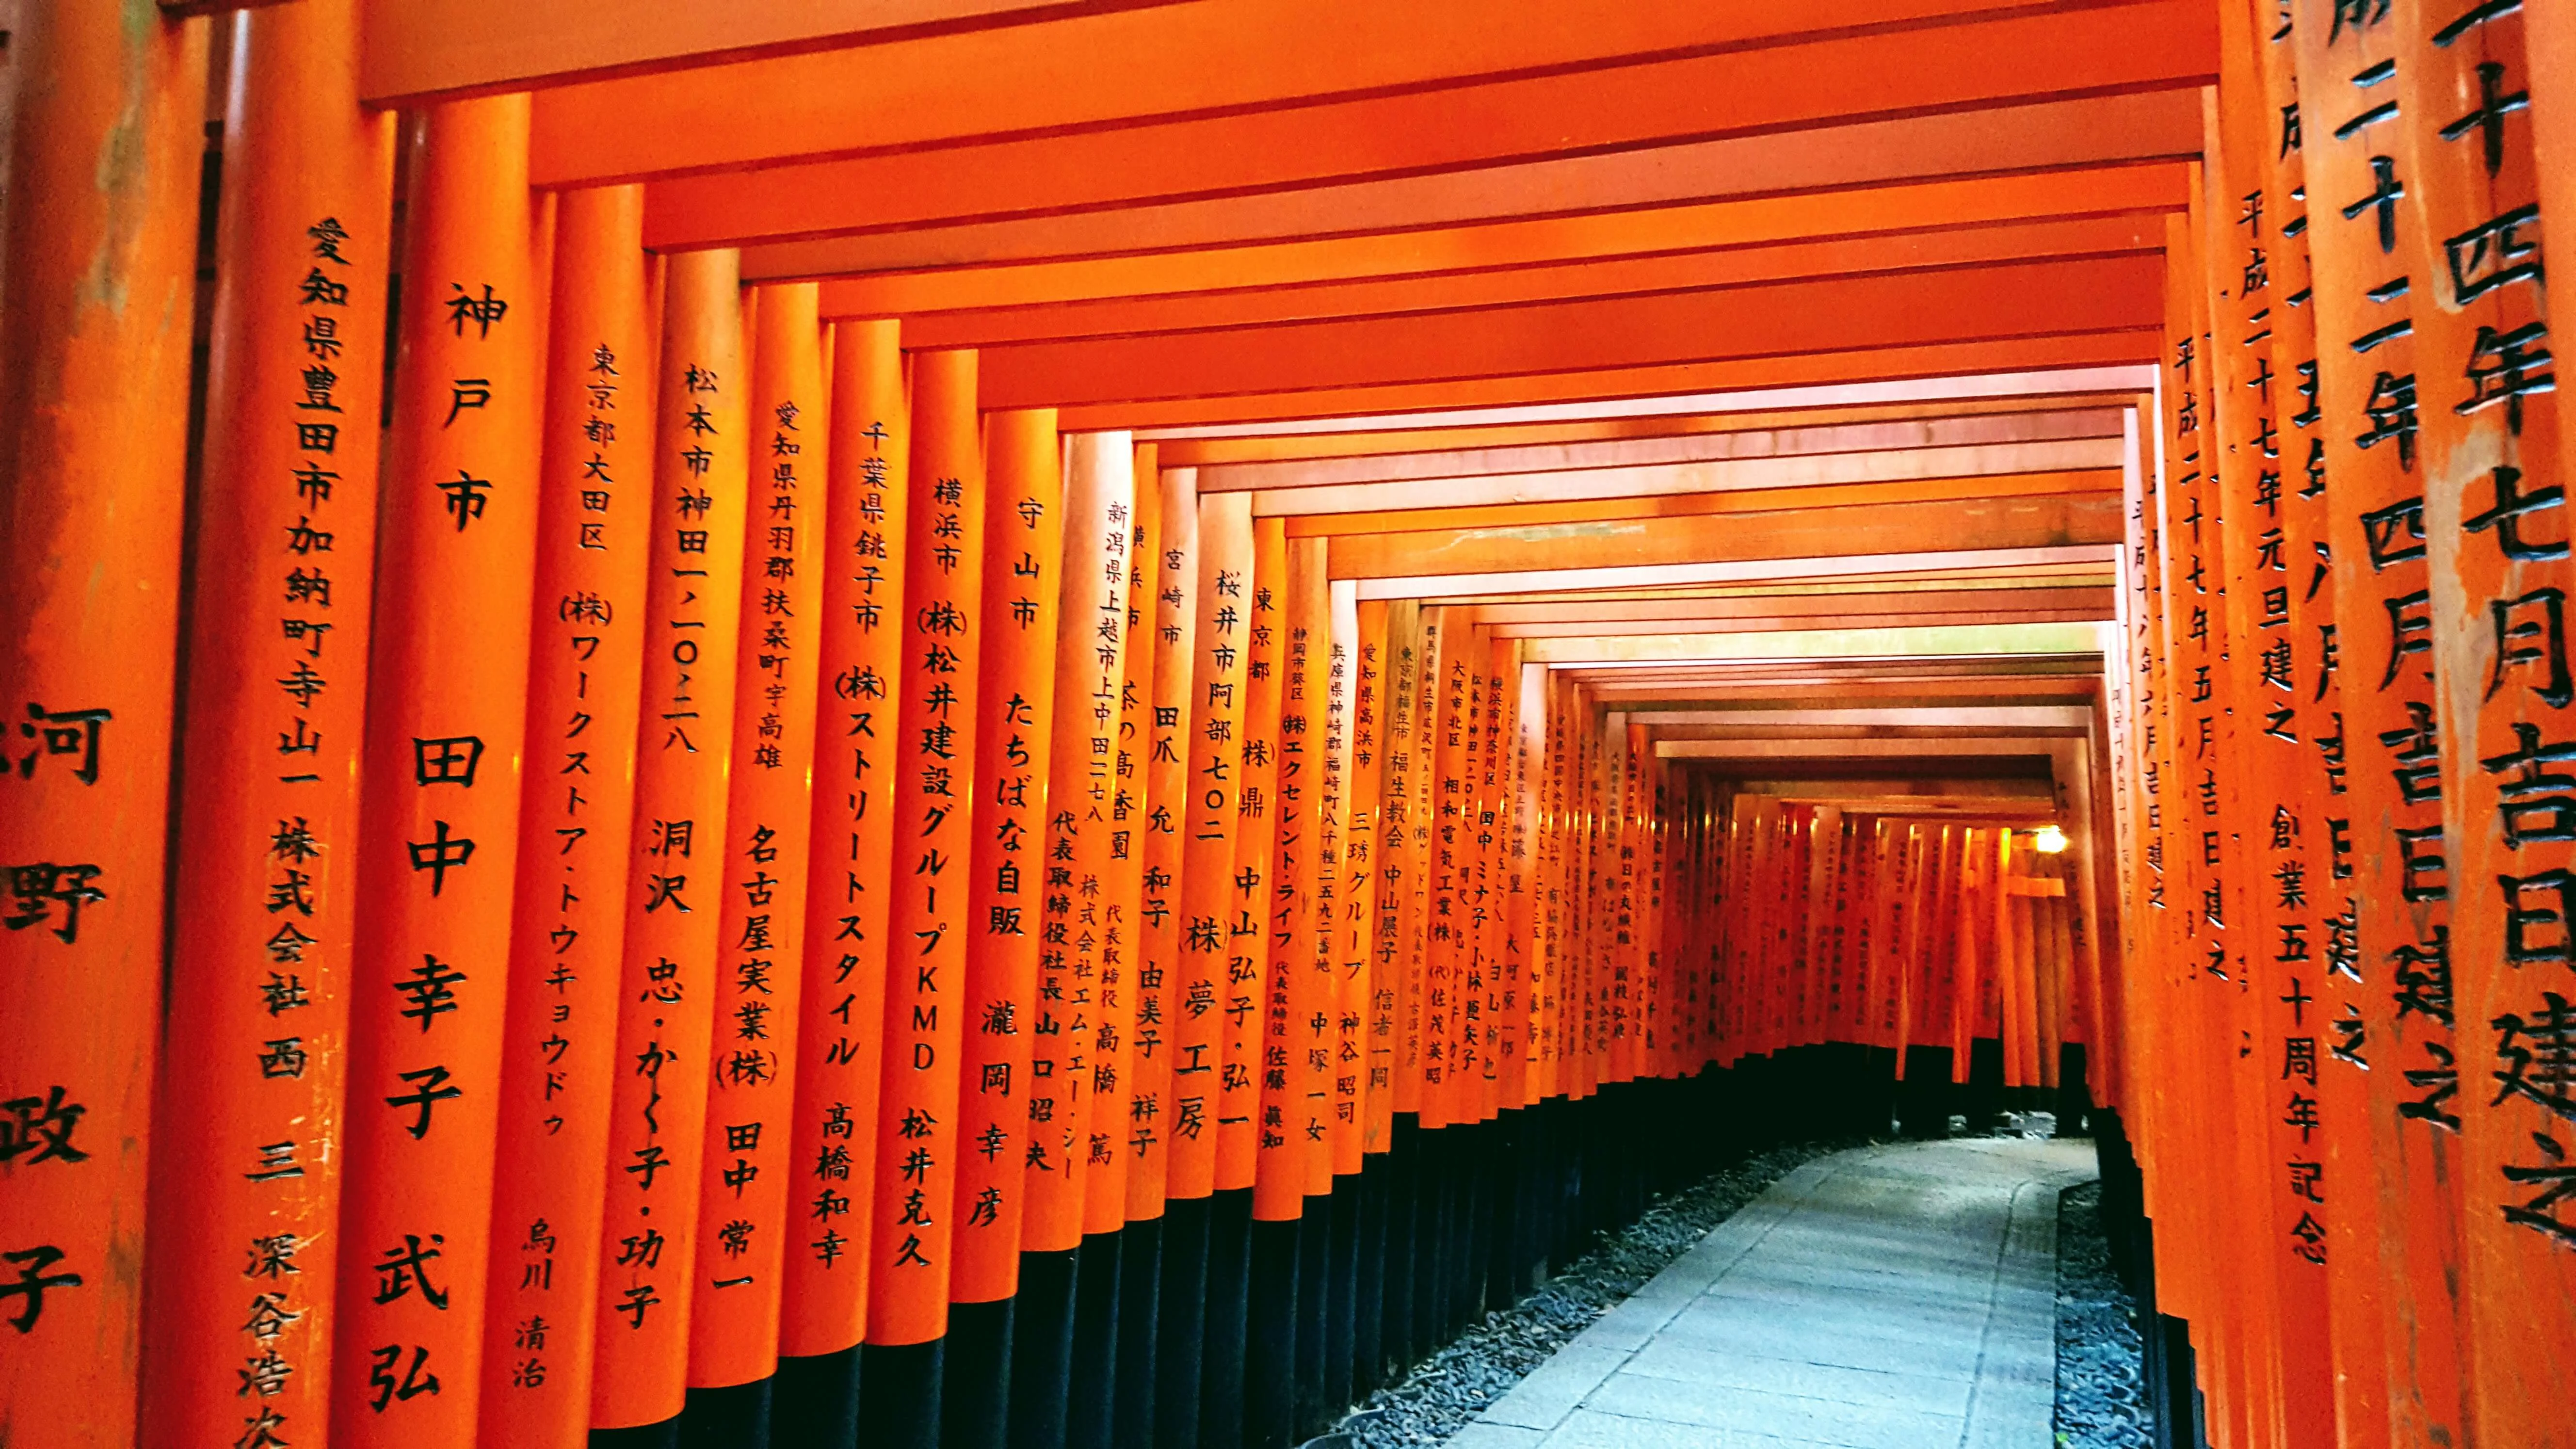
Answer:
top-left (2031, 824), bottom-right (2069, 854)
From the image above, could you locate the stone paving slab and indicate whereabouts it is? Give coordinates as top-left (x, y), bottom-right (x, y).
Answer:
top-left (1467, 1139), bottom-right (2097, 1449)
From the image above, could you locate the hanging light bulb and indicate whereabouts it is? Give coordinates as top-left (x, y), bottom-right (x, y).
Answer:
top-left (2031, 823), bottom-right (2069, 854)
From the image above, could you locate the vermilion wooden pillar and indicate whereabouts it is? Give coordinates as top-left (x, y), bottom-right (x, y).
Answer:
top-left (0, 7), bottom-right (205, 1447)
top-left (472, 182), bottom-right (653, 1449)
top-left (866, 349), bottom-right (990, 1449)
top-left (141, 7), bottom-right (387, 1448)
top-left (1131, 459), bottom-right (1196, 1232)
top-left (2244, 15), bottom-right (2388, 1441)
top-left (1255, 537), bottom-right (1329, 1220)
top-left (1377, 601), bottom-right (1430, 1126)
top-left (1349, 599), bottom-right (1393, 1156)
top-left (1094, 445), bottom-right (1162, 1449)
top-left (328, 95), bottom-right (542, 1449)
top-left (1225, 515), bottom-right (1289, 1449)
top-left (2395, 1), bottom-right (2576, 1434)
top-left (1227, 518), bottom-right (1290, 1192)
top-left (777, 319), bottom-right (909, 1437)
top-left (586, 247), bottom-right (749, 1440)
top-left (1173, 489), bottom-right (1253, 1207)
top-left (678, 279), bottom-right (830, 1437)
top-left (1146, 466), bottom-right (1213, 1449)
top-left (967, 413), bottom-right (1069, 1449)
top-left (942, 407), bottom-right (1062, 1339)
top-left (1166, 486), bottom-right (1251, 1449)
top-left (2296, 7), bottom-right (2471, 1442)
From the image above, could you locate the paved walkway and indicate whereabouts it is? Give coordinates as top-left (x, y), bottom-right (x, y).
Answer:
top-left (1456, 1139), bottom-right (2098, 1449)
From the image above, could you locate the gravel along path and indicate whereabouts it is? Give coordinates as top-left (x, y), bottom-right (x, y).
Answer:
top-left (2052, 1178), bottom-right (2153, 1449)
top-left (1335, 1137), bottom-right (1873, 1449)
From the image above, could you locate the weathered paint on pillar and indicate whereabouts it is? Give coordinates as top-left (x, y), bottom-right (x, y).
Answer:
top-left (143, 6), bottom-right (387, 1446)
top-left (0, 6), bottom-right (207, 1446)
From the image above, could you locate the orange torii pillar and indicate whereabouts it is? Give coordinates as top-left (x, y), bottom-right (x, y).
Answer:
top-left (1215, 515), bottom-right (1289, 1449)
top-left (2296, 8), bottom-right (2471, 1445)
top-left (1035, 433), bottom-right (1138, 1444)
top-left (2391, 0), bottom-right (2576, 1431)
top-left (677, 280), bottom-right (830, 1440)
top-left (327, 94), bottom-right (541, 1449)
top-left (472, 183), bottom-right (653, 1449)
top-left (865, 350), bottom-right (990, 1449)
top-left (1372, 600), bottom-right (1434, 1370)
top-left (139, 6), bottom-right (385, 1448)
top-left (0, 7), bottom-right (204, 1448)
top-left (1099, 446), bottom-right (1168, 1449)
top-left (1060, 437), bottom-right (1146, 1449)
top-left (1318, 576), bottom-right (1375, 1415)
top-left (1160, 483), bottom-right (1249, 1449)
top-left (1140, 464), bottom-right (1207, 1448)
top-left (587, 247), bottom-right (750, 1441)
top-left (960, 415), bottom-right (1065, 1449)
top-left (948, 407), bottom-right (1063, 1449)
top-left (775, 319), bottom-right (909, 1440)
top-left (1343, 595), bottom-right (1394, 1399)
top-left (1244, 532), bottom-right (1329, 1449)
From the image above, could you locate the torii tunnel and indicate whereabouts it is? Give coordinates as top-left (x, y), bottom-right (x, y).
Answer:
top-left (3, 2), bottom-right (2574, 1447)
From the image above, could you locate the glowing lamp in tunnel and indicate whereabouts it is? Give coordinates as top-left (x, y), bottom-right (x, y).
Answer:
top-left (2030, 824), bottom-right (2069, 854)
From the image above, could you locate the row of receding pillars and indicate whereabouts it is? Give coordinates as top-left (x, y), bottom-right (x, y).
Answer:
top-left (2095, 2), bottom-right (2576, 1448)
top-left (0, 7), bottom-right (2105, 1449)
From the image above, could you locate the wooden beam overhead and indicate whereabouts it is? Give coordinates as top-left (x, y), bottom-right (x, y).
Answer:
top-left (1136, 366), bottom-right (2153, 439)
top-left (1254, 440), bottom-right (2122, 518)
top-left (808, 169), bottom-right (2183, 323)
top-left (886, 213), bottom-right (2169, 349)
top-left (1067, 335), bottom-right (2158, 430)
top-left (1521, 622), bottom-right (2105, 663)
top-left (1196, 408), bottom-right (2125, 491)
top-left (1355, 542), bottom-right (2117, 600)
top-left (1466, 587), bottom-right (2115, 626)
top-left (1155, 398), bottom-right (2132, 467)
top-left (983, 255), bottom-right (2159, 411)
top-left (1331, 492), bottom-right (2122, 584)
top-left (512, 0), bottom-right (2054, 173)
top-left (737, 90), bottom-right (2201, 279)
top-left (1278, 469), bottom-right (2118, 538)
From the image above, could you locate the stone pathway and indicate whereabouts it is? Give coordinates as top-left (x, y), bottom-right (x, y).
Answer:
top-left (1451, 1139), bottom-right (2098, 1449)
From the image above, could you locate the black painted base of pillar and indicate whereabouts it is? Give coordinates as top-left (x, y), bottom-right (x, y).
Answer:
top-left (1155, 1196), bottom-right (1210, 1449)
top-left (859, 1339), bottom-right (945, 1449)
top-left (590, 1418), bottom-right (680, 1449)
top-left (1352, 1156), bottom-right (1387, 1401)
top-left (677, 1376), bottom-right (772, 1449)
top-left (1004, 1248), bottom-right (1075, 1449)
top-left (1114, 1216), bottom-right (1163, 1449)
top-left (1067, 1229), bottom-right (1123, 1449)
top-left (1296, 1203), bottom-right (1331, 1438)
top-left (1324, 1175), bottom-right (1359, 1422)
top-left (773, 1345), bottom-right (860, 1449)
top-left (1246, 1214), bottom-right (1301, 1449)
top-left (1383, 1116), bottom-right (1419, 1377)
top-left (1200, 1188), bottom-right (1254, 1449)
top-left (947, 1296), bottom-right (1016, 1449)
